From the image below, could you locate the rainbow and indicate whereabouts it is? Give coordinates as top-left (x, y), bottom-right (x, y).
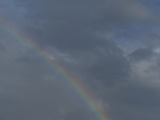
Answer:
top-left (0, 16), bottom-right (110, 120)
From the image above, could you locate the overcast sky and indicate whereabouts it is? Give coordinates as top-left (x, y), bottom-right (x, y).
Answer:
top-left (0, 0), bottom-right (160, 120)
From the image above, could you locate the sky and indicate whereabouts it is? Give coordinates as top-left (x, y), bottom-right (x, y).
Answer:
top-left (0, 0), bottom-right (160, 120)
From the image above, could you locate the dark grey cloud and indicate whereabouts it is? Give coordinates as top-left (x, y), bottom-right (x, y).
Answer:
top-left (127, 48), bottom-right (160, 88)
top-left (0, 43), bottom-right (5, 51)
top-left (85, 49), bottom-right (130, 86)
top-left (8, 0), bottom-right (156, 52)
top-left (109, 83), bottom-right (160, 120)
top-left (144, 34), bottom-right (160, 48)
top-left (128, 48), bottom-right (155, 61)
top-left (0, 0), bottom-right (160, 120)
top-left (35, 0), bottom-right (155, 51)
top-left (0, 32), bottom-right (90, 120)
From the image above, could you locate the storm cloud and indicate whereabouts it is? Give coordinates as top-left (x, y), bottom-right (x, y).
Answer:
top-left (0, 0), bottom-right (160, 120)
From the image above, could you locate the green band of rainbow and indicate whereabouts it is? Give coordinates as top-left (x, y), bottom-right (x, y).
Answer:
top-left (0, 16), bottom-right (110, 120)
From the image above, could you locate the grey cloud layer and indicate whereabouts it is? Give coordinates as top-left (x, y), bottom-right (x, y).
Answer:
top-left (0, 0), bottom-right (160, 120)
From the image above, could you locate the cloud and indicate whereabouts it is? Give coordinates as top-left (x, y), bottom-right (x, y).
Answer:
top-left (0, 0), bottom-right (159, 120)
top-left (36, 0), bottom-right (155, 50)
top-left (109, 84), bottom-right (160, 120)
top-left (128, 48), bottom-right (154, 61)
top-left (6, 0), bottom-right (155, 52)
